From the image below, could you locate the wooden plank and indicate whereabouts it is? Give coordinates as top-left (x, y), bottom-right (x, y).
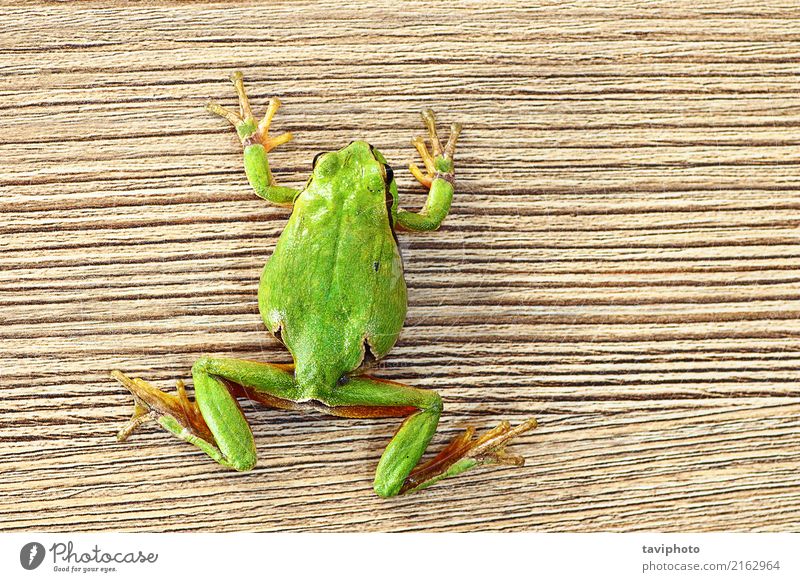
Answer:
top-left (1, 0), bottom-right (799, 531)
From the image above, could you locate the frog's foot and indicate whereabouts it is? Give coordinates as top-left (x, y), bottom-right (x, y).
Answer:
top-left (400, 418), bottom-right (537, 495)
top-left (206, 71), bottom-right (293, 151)
top-left (409, 109), bottom-right (462, 188)
top-left (111, 371), bottom-right (214, 445)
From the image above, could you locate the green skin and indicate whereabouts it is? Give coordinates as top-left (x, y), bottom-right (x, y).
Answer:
top-left (113, 74), bottom-right (535, 498)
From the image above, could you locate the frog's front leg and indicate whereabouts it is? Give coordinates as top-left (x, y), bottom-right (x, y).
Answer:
top-left (315, 376), bottom-right (536, 498)
top-left (396, 109), bottom-right (463, 231)
top-left (112, 357), bottom-right (302, 471)
top-left (207, 72), bottom-right (298, 206)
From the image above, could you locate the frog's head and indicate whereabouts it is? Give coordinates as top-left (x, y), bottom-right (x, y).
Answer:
top-left (310, 140), bottom-right (395, 197)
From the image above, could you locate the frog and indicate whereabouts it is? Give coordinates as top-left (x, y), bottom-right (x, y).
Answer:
top-left (112, 72), bottom-right (536, 497)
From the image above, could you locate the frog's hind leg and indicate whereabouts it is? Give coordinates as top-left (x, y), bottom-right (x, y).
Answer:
top-left (112, 370), bottom-right (248, 469)
top-left (113, 360), bottom-right (536, 493)
top-left (314, 376), bottom-right (537, 498)
top-left (112, 357), bottom-right (302, 471)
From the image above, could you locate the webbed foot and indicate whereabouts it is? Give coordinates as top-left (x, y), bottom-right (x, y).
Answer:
top-left (400, 418), bottom-right (538, 495)
top-left (111, 370), bottom-right (214, 444)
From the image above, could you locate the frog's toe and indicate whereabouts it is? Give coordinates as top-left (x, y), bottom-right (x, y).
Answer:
top-left (206, 100), bottom-right (243, 127)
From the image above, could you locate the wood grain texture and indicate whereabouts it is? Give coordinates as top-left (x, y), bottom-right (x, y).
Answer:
top-left (2, 0), bottom-right (800, 532)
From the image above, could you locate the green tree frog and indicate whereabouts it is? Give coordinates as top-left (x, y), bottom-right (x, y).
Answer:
top-left (113, 72), bottom-right (536, 497)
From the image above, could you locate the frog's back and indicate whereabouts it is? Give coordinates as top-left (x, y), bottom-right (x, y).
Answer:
top-left (258, 141), bottom-right (406, 393)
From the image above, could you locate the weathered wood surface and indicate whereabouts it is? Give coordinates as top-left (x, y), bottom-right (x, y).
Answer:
top-left (2, 0), bottom-right (800, 532)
